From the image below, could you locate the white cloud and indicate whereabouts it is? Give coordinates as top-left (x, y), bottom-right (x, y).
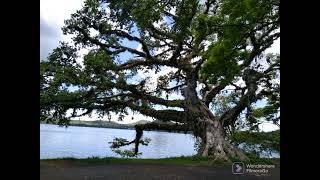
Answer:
top-left (191, 56), bottom-right (201, 63)
top-left (40, 0), bottom-right (84, 27)
top-left (136, 44), bottom-right (143, 52)
top-left (40, 0), bottom-right (85, 59)
top-left (258, 122), bottom-right (279, 132)
top-left (76, 48), bottom-right (90, 67)
top-left (265, 38), bottom-right (280, 54)
top-left (203, 40), bottom-right (210, 51)
top-left (169, 7), bottom-right (176, 15)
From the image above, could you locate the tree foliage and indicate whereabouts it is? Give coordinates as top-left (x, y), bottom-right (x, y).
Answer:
top-left (230, 130), bottom-right (280, 157)
top-left (40, 0), bottom-right (280, 159)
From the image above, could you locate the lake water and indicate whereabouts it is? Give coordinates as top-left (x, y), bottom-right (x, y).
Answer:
top-left (40, 124), bottom-right (279, 159)
top-left (40, 124), bottom-right (197, 159)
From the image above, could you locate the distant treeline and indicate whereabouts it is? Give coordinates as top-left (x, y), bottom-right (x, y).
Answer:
top-left (41, 120), bottom-right (148, 129)
top-left (40, 119), bottom-right (193, 134)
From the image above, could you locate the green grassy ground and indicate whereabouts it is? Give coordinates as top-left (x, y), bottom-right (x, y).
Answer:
top-left (41, 155), bottom-right (280, 167)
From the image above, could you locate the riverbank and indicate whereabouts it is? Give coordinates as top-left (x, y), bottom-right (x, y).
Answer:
top-left (40, 156), bottom-right (280, 180)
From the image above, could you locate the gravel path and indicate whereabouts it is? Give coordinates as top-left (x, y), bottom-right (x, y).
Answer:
top-left (40, 161), bottom-right (280, 180)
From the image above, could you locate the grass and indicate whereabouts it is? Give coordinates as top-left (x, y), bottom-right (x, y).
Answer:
top-left (41, 155), bottom-right (280, 167)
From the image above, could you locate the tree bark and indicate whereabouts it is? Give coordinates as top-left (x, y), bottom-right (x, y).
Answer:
top-left (191, 104), bottom-right (248, 162)
top-left (183, 74), bottom-right (248, 162)
top-left (198, 118), bottom-right (248, 162)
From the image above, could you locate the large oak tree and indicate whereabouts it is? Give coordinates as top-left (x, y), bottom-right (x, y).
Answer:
top-left (40, 0), bottom-right (280, 162)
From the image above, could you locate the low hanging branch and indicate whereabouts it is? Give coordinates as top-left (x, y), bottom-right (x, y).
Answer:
top-left (109, 122), bottom-right (191, 157)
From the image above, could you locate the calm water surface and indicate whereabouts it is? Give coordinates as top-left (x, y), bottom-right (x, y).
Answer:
top-left (40, 124), bottom-right (279, 159)
top-left (40, 124), bottom-right (197, 159)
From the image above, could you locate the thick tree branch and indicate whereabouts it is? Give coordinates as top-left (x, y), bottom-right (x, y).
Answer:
top-left (147, 25), bottom-right (175, 40)
top-left (116, 58), bottom-right (179, 70)
top-left (219, 68), bottom-right (274, 127)
top-left (160, 83), bottom-right (186, 92)
top-left (202, 84), bottom-right (225, 107)
top-left (220, 89), bottom-right (272, 127)
top-left (94, 82), bottom-right (186, 108)
top-left (135, 122), bottom-right (191, 133)
top-left (129, 104), bottom-right (187, 123)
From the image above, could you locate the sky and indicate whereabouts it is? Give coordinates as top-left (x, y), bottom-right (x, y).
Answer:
top-left (40, 0), bottom-right (84, 59)
top-left (40, 0), bottom-right (280, 131)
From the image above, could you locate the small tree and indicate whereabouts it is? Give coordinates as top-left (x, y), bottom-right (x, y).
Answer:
top-left (40, 0), bottom-right (279, 162)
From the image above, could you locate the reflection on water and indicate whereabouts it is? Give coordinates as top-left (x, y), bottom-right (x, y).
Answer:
top-left (40, 124), bottom-right (197, 159)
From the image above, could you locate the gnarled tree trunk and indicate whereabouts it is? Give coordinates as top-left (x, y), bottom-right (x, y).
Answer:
top-left (191, 103), bottom-right (248, 162)
top-left (198, 118), bottom-right (248, 162)
top-left (183, 74), bottom-right (248, 162)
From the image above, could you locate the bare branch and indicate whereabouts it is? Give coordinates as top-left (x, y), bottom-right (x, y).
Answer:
top-left (73, 26), bottom-right (149, 58)
top-left (94, 24), bottom-right (154, 59)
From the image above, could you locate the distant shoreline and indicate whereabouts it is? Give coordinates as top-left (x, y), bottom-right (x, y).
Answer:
top-left (41, 120), bottom-right (137, 130)
top-left (40, 121), bottom-right (191, 134)
top-left (42, 123), bottom-right (136, 130)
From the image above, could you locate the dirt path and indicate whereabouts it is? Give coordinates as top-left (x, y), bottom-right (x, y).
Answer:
top-left (40, 161), bottom-right (280, 180)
